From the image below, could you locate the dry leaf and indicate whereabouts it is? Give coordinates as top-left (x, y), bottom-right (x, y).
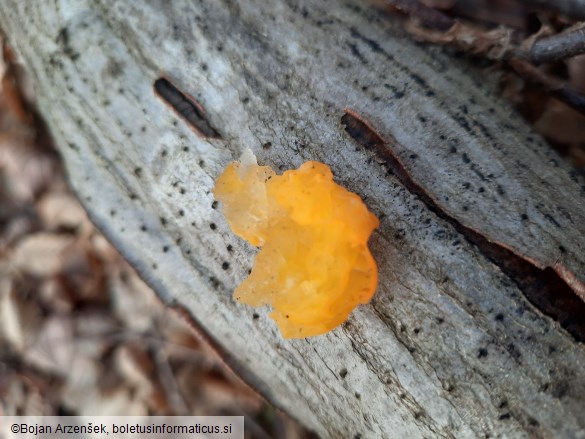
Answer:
top-left (12, 233), bottom-right (74, 277)
top-left (0, 277), bottom-right (23, 349)
top-left (534, 99), bottom-right (585, 143)
top-left (113, 344), bottom-right (155, 399)
top-left (24, 316), bottom-right (75, 376)
top-left (37, 192), bottom-right (91, 235)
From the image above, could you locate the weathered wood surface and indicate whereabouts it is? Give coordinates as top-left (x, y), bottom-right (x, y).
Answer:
top-left (2, 0), bottom-right (585, 437)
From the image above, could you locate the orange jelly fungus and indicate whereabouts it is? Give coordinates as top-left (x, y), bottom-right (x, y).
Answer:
top-left (213, 150), bottom-right (379, 338)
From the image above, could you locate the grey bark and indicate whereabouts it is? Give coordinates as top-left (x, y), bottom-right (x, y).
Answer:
top-left (1, 0), bottom-right (585, 438)
top-left (528, 23), bottom-right (585, 64)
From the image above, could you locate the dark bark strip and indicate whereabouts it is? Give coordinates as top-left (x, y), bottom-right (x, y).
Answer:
top-left (153, 77), bottom-right (221, 138)
top-left (342, 109), bottom-right (585, 342)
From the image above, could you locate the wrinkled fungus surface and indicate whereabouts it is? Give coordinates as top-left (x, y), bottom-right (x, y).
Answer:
top-left (214, 150), bottom-right (379, 338)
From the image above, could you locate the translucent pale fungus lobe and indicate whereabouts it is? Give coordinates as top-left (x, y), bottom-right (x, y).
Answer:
top-left (214, 150), bottom-right (379, 338)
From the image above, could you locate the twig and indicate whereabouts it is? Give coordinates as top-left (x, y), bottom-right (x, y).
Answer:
top-left (392, 1), bottom-right (585, 117)
top-left (517, 0), bottom-right (585, 21)
top-left (526, 23), bottom-right (585, 64)
top-left (152, 346), bottom-right (190, 415)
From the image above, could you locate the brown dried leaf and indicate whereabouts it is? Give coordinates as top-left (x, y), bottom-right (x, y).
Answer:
top-left (0, 277), bottom-right (23, 349)
top-left (405, 20), bottom-right (515, 59)
top-left (113, 344), bottom-right (155, 399)
top-left (12, 233), bottom-right (74, 277)
top-left (0, 135), bottom-right (61, 201)
top-left (568, 54), bottom-right (585, 93)
top-left (109, 266), bottom-right (163, 333)
top-left (37, 193), bottom-right (91, 235)
top-left (38, 278), bottom-right (75, 313)
top-left (58, 239), bottom-right (107, 303)
top-left (24, 316), bottom-right (75, 376)
top-left (534, 98), bottom-right (585, 143)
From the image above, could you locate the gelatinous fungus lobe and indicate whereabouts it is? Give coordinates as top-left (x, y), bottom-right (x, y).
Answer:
top-left (214, 150), bottom-right (379, 338)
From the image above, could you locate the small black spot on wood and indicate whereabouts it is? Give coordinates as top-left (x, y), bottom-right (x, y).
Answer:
top-left (339, 368), bottom-right (348, 378)
top-left (134, 167), bottom-right (143, 177)
top-left (478, 348), bottom-right (488, 358)
top-left (227, 244), bottom-right (233, 252)
top-left (551, 380), bottom-right (569, 399)
top-left (210, 277), bottom-right (220, 289)
top-left (56, 27), bottom-right (79, 60)
top-left (163, 246), bottom-right (169, 253)
top-left (252, 313), bottom-right (260, 320)
top-left (210, 223), bottom-right (217, 230)
top-left (222, 261), bottom-right (229, 270)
